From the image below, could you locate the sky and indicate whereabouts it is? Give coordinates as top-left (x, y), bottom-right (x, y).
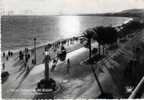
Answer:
top-left (1, 0), bottom-right (144, 15)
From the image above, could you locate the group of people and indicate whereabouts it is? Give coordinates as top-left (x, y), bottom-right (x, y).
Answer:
top-left (2, 50), bottom-right (14, 70)
top-left (46, 43), bottom-right (71, 74)
top-left (46, 38), bottom-right (76, 75)
top-left (50, 36), bottom-right (79, 52)
top-left (2, 37), bottom-right (74, 74)
top-left (18, 48), bottom-right (32, 73)
top-left (3, 48), bottom-right (34, 77)
top-left (19, 48), bottom-right (31, 62)
top-left (8, 51), bottom-right (13, 57)
top-left (3, 50), bottom-right (13, 61)
top-left (50, 58), bottom-right (71, 74)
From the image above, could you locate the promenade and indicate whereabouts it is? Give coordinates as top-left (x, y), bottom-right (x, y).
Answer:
top-left (2, 28), bottom-right (144, 99)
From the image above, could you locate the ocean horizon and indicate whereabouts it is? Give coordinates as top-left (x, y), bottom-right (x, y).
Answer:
top-left (1, 15), bottom-right (130, 52)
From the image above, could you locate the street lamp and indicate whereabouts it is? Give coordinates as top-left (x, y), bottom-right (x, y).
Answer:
top-left (34, 38), bottom-right (36, 65)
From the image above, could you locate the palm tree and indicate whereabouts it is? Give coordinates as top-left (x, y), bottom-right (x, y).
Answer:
top-left (81, 28), bottom-right (104, 95)
top-left (93, 26), bottom-right (118, 55)
top-left (93, 26), bottom-right (105, 55)
top-left (81, 29), bottom-right (94, 59)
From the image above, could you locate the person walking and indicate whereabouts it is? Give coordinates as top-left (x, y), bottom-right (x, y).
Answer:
top-left (6, 56), bottom-right (9, 61)
top-left (11, 51), bottom-right (13, 56)
top-left (3, 52), bottom-right (5, 57)
top-left (26, 65), bottom-right (30, 73)
top-left (66, 58), bottom-right (70, 74)
top-left (8, 51), bottom-right (10, 57)
top-left (51, 59), bottom-right (57, 72)
top-left (19, 50), bottom-right (23, 60)
top-left (2, 63), bottom-right (5, 70)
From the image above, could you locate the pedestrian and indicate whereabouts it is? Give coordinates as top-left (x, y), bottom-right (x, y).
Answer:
top-left (28, 53), bottom-right (30, 59)
top-left (25, 54), bottom-right (28, 63)
top-left (10, 51), bottom-right (13, 56)
top-left (51, 59), bottom-right (57, 72)
top-left (8, 51), bottom-right (11, 57)
top-left (2, 63), bottom-right (5, 70)
top-left (32, 59), bottom-right (35, 65)
top-left (12, 51), bottom-right (13, 56)
top-left (26, 65), bottom-right (30, 73)
top-left (19, 50), bottom-right (23, 60)
top-left (6, 56), bottom-right (9, 61)
top-left (3, 52), bottom-right (5, 57)
top-left (66, 58), bottom-right (70, 74)
top-left (24, 62), bottom-right (27, 69)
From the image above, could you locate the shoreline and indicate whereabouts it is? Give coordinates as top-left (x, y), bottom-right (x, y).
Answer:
top-left (1, 36), bottom-right (80, 55)
top-left (1, 16), bottom-right (133, 55)
top-left (1, 37), bottom-right (83, 65)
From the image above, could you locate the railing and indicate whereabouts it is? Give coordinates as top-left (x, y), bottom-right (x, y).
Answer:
top-left (128, 76), bottom-right (144, 98)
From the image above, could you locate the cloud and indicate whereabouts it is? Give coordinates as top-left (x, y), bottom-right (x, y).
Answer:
top-left (1, 0), bottom-right (144, 15)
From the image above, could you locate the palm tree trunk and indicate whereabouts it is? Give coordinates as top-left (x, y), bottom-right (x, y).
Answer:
top-left (89, 40), bottom-right (104, 94)
top-left (90, 64), bottom-right (104, 94)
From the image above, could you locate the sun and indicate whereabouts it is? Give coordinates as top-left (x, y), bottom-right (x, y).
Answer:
top-left (59, 16), bottom-right (80, 38)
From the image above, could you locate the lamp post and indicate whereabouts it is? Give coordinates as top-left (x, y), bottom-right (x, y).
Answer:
top-left (34, 38), bottom-right (36, 65)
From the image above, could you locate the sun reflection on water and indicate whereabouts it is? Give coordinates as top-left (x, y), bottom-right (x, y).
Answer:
top-left (59, 16), bottom-right (80, 38)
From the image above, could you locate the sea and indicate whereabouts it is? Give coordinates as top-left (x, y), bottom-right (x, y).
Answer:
top-left (1, 15), bottom-right (131, 52)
